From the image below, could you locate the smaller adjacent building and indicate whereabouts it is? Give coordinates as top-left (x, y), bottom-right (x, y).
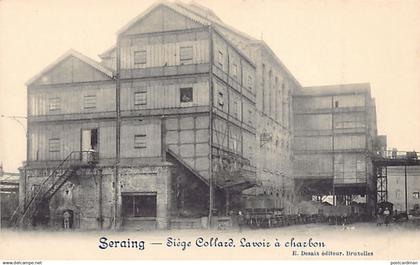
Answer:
top-left (0, 168), bottom-right (20, 227)
top-left (387, 166), bottom-right (420, 213)
top-left (292, 83), bottom-right (379, 209)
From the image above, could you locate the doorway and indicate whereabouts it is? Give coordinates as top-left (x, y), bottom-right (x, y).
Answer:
top-left (62, 209), bottom-right (74, 229)
top-left (81, 128), bottom-right (98, 161)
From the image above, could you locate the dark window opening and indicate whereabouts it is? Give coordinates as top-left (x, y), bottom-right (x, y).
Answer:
top-left (82, 129), bottom-right (98, 151)
top-left (90, 129), bottom-right (98, 150)
top-left (122, 194), bottom-right (157, 218)
top-left (335, 101), bottom-right (339, 108)
top-left (218, 91), bottom-right (224, 108)
top-left (81, 129), bottom-right (99, 162)
top-left (180, 87), bottom-right (193, 103)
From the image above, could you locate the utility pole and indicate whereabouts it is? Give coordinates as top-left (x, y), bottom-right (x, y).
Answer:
top-left (114, 36), bottom-right (121, 230)
top-left (208, 25), bottom-right (214, 228)
top-left (331, 97), bottom-right (336, 206)
top-left (0, 115), bottom-right (28, 227)
top-left (404, 163), bottom-right (408, 214)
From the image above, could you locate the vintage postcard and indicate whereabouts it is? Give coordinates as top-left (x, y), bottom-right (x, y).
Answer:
top-left (0, 0), bottom-right (419, 263)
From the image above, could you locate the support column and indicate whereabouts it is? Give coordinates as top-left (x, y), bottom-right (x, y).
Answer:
top-left (404, 164), bottom-right (408, 214)
top-left (156, 166), bottom-right (171, 229)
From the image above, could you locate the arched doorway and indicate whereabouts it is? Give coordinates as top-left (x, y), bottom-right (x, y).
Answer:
top-left (62, 209), bottom-right (74, 229)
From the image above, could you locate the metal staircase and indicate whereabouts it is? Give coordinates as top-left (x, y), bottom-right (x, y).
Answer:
top-left (10, 151), bottom-right (97, 228)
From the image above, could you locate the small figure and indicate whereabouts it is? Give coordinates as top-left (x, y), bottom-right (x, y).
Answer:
top-left (391, 148), bottom-right (398, 159)
top-left (383, 207), bottom-right (391, 226)
top-left (376, 208), bottom-right (384, 226)
top-left (238, 210), bottom-right (244, 233)
top-left (63, 210), bottom-right (71, 229)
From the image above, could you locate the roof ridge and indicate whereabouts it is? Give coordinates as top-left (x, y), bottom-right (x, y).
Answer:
top-left (173, 1), bottom-right (257, 42)
top-left (116, 1), bottom-right (210, 35)
top-left (26, 49), bottom-right (114, 86)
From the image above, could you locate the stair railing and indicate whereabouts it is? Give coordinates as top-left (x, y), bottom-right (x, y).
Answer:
top-left (10, 150), bottom-right (97, 226)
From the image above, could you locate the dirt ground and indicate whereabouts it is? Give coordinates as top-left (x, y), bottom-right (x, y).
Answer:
top-left (1, 222), bottom-right (419, 260)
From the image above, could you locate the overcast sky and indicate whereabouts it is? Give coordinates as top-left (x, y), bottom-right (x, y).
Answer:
top-left (0, 0), bottom-right (419, 172)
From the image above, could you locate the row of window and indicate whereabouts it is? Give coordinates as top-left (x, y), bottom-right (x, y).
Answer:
top-left (134, 87), bottom-right (193, 106)
top-left (47, 88), bottom-right (194, 112)
top-left (48, 134), bottom-right (149, 152)
top-left (216, 90), bottom-right (256, 125)
top-left (48, 87), bottom-right (252, 113)
top-left (134, 46), bottom-right (193, 65)
top-left (217, 50), bottom-right (253, 90)
top-left (133, 47), bottom-right (254, 91)
top-left (49, 95), bottom-right (97, 111)
top-left (216, 91), bottom-right (242, 118)
top-left (394, 190), bottom-right (420, 200)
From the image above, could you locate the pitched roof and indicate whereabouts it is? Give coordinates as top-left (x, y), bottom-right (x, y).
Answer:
top-left (173, 1), bottom-right (257, 42)
top-left (26, 49), bottom-right (114, 86)
top-left (186, 1), bottom-right (223, 22)
top-left (250, 40), bottom-right (301, 88)
top-left (103, 1), bottom-right (257, 66)
top-left (116, 1), bottom-right (211, 35)
top-left (100, 1), bottom-right (299, 83)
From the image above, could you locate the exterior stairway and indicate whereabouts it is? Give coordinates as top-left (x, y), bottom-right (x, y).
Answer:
top-left (10, 151), bottom-right (96, 228)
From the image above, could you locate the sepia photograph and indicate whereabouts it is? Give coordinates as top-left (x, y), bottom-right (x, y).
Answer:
top-left (0, 0), bottom-right (419, 263)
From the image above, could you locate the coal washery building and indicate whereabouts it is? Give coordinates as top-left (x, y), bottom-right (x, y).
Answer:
top-left (16, 1), bottom-right (384, 230)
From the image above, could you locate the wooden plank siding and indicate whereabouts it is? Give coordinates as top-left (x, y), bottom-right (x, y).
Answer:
top-left (28, 82), bottom-right (115, 116)
top-left (120, 39), bottom-right (209, 69)
top-left (118, 29), bottom-right (210, 80)
top-left (120, 77), bottom-right (209, 111)
top-left (28, 121), bottom-right (116, 161)
top-left (209, 30), bottom-right (258, 172)
top-left (120, 119), bottom-right (161, 159)
top-left (26, 6), bottom-right (262, 188)
top-left (117, 8), bottom-right (211, 175)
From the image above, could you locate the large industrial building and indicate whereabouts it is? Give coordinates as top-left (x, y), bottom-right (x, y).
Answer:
top-left (14, 1), bottom-right (390, 230)
top-left (17, 1), bottom-right (298, 230)
top-left (293, 84), bottom-right (379, 209)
